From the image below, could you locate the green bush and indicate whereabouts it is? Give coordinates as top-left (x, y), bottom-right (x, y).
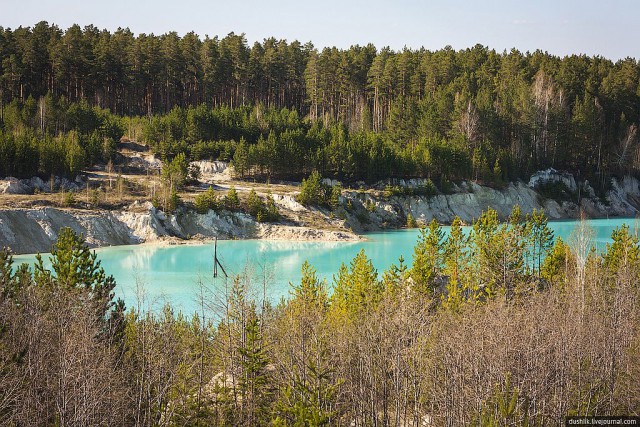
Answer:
top-left (246, 190), bottom-right (280, 222)
top-left (264, 192), bottom-right (280, 222)
top-left (246, 189), bottom-right (263, 217)
top-left (383, 183), bottom-right (438, 198)
top-left (194, 186), bottom-right (219, 213)
top-left (297, 171), bottom-right (329, 206)
top-left (440, 179), bottom-right (456, 194)
top-left (406, 213), bottom-right (418, 228)
top-left (61, 191), bottom-right (76, 207)
top-left (365, 200), bottom-right (377, 213)
top-left (414, 179), bottom-right (437, 197)
top-left (329, 184), bottom-right (342, 210)
top-left (89, 189), bottom-right (100, 207)
top-left (151, 194), bottom-right (161, 210)
top-left (161, 152), bottom-right (189, 190)
top-left (383, 184), bottom-right (404, 198)
top-left (355, 210), bottom-right (370, 224)
top-left (167, 191), bottom-right (181, 213)
top-left (186, 163), bottom-right (201, 185)
top-left (223, 186), bottom-right (240, 210)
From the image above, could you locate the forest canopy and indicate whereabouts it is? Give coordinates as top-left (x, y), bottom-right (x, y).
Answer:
top-left (1, 22), bottom-right (639, 186)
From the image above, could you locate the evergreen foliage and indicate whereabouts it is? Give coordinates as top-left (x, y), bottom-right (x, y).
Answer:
top-left (1, 23), bottom-right (639, 186)
top-left (246, 189), bottom-right (280, 222)
top-left (410, 219), bottom-right (445, 296)
top-left (296, 171), bottom-right (328, 206)
top-left (34, 227), bottom-right (118, 319)
top-left (194, 186), bottom-right (220, 213)
top-left (406, 213), bottom-right (417, 228)
top-left (2, 20), bottom-right (640, 425)
top-left (223, 185), bottom-right (240, 210)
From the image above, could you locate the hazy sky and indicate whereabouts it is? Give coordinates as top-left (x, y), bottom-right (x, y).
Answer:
top-left (2, 0), bottom-right (638, 60)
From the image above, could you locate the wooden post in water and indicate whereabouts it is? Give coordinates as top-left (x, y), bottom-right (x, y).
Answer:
top-left (213, 237), bottom-right (218, 278)
top-left (213, 237), bottom-right (228, 278)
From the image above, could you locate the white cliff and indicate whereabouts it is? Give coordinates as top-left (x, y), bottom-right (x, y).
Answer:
top-left (342, 173), bottom-right (640, 229)
top-left (1, 170), bottom-right (639, 254)
top-left (0, 202), bottom-right (360, 254)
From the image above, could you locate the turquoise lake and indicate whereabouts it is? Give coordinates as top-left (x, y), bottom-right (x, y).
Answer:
top-left (13, 217), bottom-right (640, 314)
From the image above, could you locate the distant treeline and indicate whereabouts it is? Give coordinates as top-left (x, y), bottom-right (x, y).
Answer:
top-left (0, 96), bottom-right (121, 178)
top-left (1, 22), bottom-right (640, 185)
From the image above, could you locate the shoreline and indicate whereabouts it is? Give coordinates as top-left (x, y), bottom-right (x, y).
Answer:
top-left (3, 172), bottom-right (640, 255)
top-left (10, 212), bottom-right (640, 258)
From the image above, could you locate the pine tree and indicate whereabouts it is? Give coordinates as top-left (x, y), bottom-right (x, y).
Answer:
top-left (541, 237), bottom-right (570, 286)
top-left (526, 208), bottom-right (555, 277)
top-left (233, 137), bottom-right (249, 178)
top-left (331, 249), bottom-right (380, 316)
top-left (224, 185), bottom-right (240, 210)
top-left (194, 186), bottom-right (219, 213)
top-left (410, 219), bottom-right (444, 296)
top-left (297, 171), bottom-right (326, 206)
top-left (329, 184), bottom-right (342, 210)
top-left (0, 248), bottom-right (19, 301)
top-left (602, 224), bottom-right (640, 283)
top-left (34, 227), bottom-right (118, 320)
top-left (264, 191), bottom-right (280, 222)
top-left (272, 356), bottom-right (337, 427)
top-left (246, 189), bottom-right (263, 217)
top-left (238, 313), bottom-right (272, 426)
top-left (406, 213), bottom-right (418, 228)
top-left (272, 261), bottom-right (337, 426)
top-left (381, 255), bottom-right (408, 296)
top-left (441, 216), bottom-right (470, 310)
top-left (291, 262), bottom-right (325, 308)
top-left (471, 207), bottom-right (527, 301)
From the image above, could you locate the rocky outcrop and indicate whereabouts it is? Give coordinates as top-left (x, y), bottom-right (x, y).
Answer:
top-left (2, 170), bottom-right (639, 254)
top-left (118, 152), bottom-right (162, 172)
top-left (401, 182), bottom-right (551, 224)
top-left (340, 173), bottom-right (640, 229)
top-left (0, 202), bottom-right (360, 254)
top-left (191, 160), bottom-right (232, 182)
top-left (191, 160), bottom-right (228, 175)
top-left (0, 178), bottom-right (32, 195)
top-left (341, 182), bottom-right (556, 229)
top-left (271, 194), bottom-right (306, 212)
top-left (0, 208), bottom-right (138, 254)
top-left (605, 176), bottom-right (640, 216)
top-left (0, 176), bottom-right (85, 194)
top-left (528, 168), bottom-right (578, 192)
top-left (255, 223), bottom-right (360, 241)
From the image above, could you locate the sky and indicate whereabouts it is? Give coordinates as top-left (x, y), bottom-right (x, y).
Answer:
top-left (1, 0), bottom-right (639, 60)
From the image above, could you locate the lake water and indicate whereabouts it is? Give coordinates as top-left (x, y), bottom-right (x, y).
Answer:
top-left (13, 217), bottom-right (640, 314)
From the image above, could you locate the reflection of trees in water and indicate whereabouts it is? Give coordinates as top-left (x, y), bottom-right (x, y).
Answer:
top-left (114, 245), bottom-right (161, 270)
